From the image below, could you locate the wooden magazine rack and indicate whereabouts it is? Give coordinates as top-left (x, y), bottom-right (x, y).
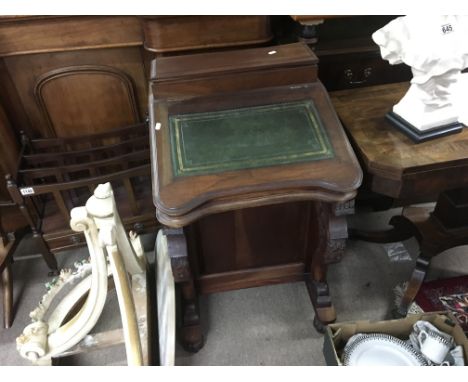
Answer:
top-left (6, 122), bottom-right (158, 259)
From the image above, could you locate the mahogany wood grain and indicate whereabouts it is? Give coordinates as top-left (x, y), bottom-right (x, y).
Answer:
top-left (3, 47), bottom-right (147, 138)
top-left (190, 203), bottom-right (312, 275)
top-left (332, 83), bottom-right (468, 318)
top-left (21, 137), bottom-right (148, 166)
top-left (151, 44), bottom-right (362, 219)
top-left (34, 65), bottom-right (141, 137)
top-left (197, 263), bottom-right (305, 294)
top-left (142, 16), bottom-right (272, 53)
top-left (154, 42), bottom-right (317, 82)
top-left (164, 228), bottom-right (204, 352)
top-left (331, 82), bottom-right (468, 200)
top-left (8, 125), bottom-right (158, 256)
top-left (151, 43), bottom-right (317, 98)
top-left (0, 15), bottom-right (279, 251)
top-left (0, 16), bottom-right (142, 57)
top-left (155, 187), bottom-right (355, 228)
top-left (0, 15), bottom-right (276, 144)
top-left (152, 81), bottom-right (361, 218)
top-left (150, 42), bottom-right (362, 343)
top-left (0, 103), bottom-right (19, 199)
top-left (0, 59), bottom-right (32, 136)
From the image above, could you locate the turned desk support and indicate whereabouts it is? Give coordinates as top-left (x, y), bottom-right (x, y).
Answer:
top-left (306, 202), bottom-right (350, 331)
top-left (163, 228), bottom-right (203, 353)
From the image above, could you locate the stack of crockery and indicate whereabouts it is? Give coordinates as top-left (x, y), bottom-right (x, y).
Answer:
top-left (341, 320), bottom-right (465, 366)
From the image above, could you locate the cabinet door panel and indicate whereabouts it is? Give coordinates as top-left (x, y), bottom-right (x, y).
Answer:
top-left (35, 66), bottom-right (139, 137)
top-left (4, 47), bottom-right (147, 137)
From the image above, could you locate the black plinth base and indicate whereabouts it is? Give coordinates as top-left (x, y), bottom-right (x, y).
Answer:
top-left (386, 111), bottom-right (463, 143)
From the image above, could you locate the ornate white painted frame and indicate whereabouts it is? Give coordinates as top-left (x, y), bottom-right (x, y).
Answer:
top-left (16, 183), bottom-right (156, 365)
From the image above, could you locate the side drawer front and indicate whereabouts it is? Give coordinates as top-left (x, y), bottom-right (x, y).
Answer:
top-left (318, 52), bottom-right (412, 91)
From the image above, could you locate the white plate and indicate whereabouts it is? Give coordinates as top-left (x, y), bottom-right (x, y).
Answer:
top-left (342, 333), bottom-right (428, 366)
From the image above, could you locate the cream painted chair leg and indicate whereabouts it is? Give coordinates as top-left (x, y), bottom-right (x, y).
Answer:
top-left (102, 227), bottom-right (143, 366)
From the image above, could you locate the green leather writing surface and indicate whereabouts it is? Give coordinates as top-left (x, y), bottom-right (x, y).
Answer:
top-left (169, 101), bottom-right (334, 177)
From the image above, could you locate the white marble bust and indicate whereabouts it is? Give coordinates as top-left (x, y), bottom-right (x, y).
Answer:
top-left (372, 16), bottom-right (468, 130)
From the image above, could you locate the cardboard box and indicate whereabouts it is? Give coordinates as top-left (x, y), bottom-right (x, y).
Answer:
top-left (323, 312), bottom-right (468, 366)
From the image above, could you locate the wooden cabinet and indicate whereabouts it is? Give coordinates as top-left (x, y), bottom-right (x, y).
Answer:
top-left (317, 50), bottom-right (412, 91)
top-left (0, 15), bottom-right (273, 172)
top-left (142, 16), bottom-right (272, 53)
top-left (290, 16), bottom-right (412, 91)
top-left (3, 48), bottom-right (147, 138)
top-left (0, 17), bottom-right (147, 138)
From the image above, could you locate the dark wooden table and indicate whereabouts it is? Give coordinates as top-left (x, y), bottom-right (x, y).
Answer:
top-left (331, 82), bottom-right (468, 316)
top-left (150, 43), bottom-right (362, 351)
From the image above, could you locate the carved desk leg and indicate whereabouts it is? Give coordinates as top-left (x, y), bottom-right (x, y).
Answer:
top-left (306, 201), bottom-right (351, 332)
top-left (164, 228), bottom-right (204, 353)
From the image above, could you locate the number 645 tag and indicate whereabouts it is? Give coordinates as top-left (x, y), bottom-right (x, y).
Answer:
top-left (442, 24), bottom-right (453, 34)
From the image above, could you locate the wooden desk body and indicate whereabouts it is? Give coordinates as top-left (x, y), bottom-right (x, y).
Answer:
top-left (150, 43), bottom-right (362, 350)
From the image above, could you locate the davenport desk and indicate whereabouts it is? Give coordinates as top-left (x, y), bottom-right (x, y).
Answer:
top-left (331, 82), bottom-right (468, 317)
top-left (149, 43), bottom-right (362, 351)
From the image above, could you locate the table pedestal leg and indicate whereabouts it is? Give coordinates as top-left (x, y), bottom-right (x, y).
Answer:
top-left (395, 254), bottom-right (431, 317)
top-left (165, 228), bottom-right (204, 353)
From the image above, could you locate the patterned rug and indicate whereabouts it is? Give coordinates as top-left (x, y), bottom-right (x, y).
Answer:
top-left (394, 276), bottom-right (468, 332)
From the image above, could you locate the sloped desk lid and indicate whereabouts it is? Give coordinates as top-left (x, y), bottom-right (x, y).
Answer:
top-left (149, 43), bottom-right (362, 226)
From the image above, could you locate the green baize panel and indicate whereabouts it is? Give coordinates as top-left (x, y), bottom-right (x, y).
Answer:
top-left (169, 101), bottom-right (334, 177)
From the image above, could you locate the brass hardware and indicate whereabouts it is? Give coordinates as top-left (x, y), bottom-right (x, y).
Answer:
top-left (344, 67), bottom-right (372, 85)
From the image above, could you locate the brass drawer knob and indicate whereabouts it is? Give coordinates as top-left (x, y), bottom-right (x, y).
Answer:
top-left (344, 67), bottom-right (372, 85)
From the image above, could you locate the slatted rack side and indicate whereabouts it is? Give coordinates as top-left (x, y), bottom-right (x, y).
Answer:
top-left (6, 122), bottom-right (157, 253)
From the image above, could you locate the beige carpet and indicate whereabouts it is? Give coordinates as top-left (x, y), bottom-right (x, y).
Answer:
top-left (1, 209), bottom-right (467, 365)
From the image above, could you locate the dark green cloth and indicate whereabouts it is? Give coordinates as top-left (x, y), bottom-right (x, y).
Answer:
top-left (169, 101), bottom-right (334, 177)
